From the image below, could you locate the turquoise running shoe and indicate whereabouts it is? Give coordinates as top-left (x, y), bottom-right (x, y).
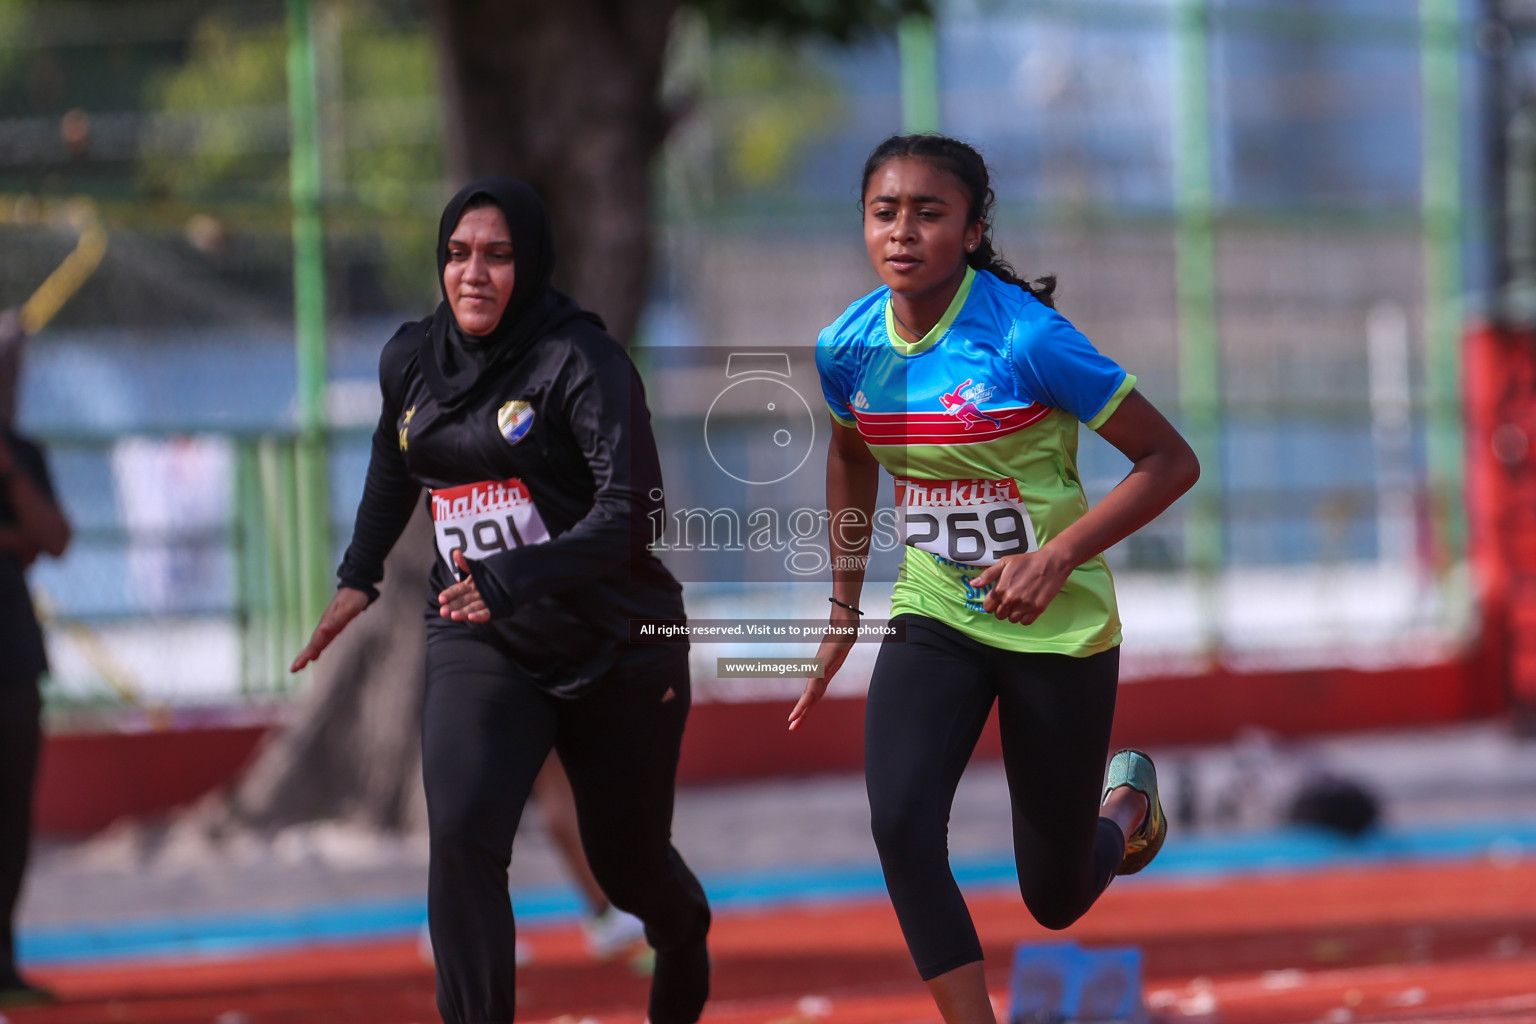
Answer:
top-left (1102, 748), bottom-right (1167, 875)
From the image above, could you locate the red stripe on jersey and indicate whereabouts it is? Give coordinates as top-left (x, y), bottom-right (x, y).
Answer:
top-left (849, 404), bottom-right (1051, 446)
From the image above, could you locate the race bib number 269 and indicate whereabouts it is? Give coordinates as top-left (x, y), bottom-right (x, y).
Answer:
top-left (895, 476), bottom-right (1038, 566)
top-left (430, 478), bottom-right (550, 574)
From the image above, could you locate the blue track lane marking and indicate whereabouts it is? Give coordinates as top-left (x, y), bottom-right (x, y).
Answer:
top-left (20, 817), bottom-right (1536, 966)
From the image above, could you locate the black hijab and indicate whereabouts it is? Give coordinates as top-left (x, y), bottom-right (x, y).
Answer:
top-left (422, 176), bottom-right (596, 412)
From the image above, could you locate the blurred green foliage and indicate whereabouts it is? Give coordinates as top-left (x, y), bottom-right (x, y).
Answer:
top-left (140, 0), bottom-right (906, 209)
top-left (707, 38), bottom-right (843, 193)
top-left (141, 1), bottom-right (442, 308)
top-left (143, 3), bottom-right (438, 202)
top-left (0, 0), bottom-right (921, 313)
top-left (688, 0), bottom-right (928, 197)
top-left (143, 17), bottom-right (288, 198)
top-left (0, 0), bottom-right (28, 92)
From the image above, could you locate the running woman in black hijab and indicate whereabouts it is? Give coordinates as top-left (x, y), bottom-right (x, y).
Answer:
top-left (292, 178), bottom-right (710, 1024)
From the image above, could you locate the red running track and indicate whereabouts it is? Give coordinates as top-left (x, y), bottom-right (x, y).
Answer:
top-left (9, 857), bottom-right (1536, 1024)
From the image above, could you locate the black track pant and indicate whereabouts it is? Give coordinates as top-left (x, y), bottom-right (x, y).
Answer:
top-left (865, 615), bottom-right (1124, 980)
top-left (422, 627), bottom-right (710, 1024)
top-left (0, 681), bottom-right (42, 984)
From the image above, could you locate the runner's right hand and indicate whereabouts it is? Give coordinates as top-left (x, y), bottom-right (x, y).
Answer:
top-left (787, 614), bottom-right (859, 731)
top-left (290, 587), bottom-right (371, 672)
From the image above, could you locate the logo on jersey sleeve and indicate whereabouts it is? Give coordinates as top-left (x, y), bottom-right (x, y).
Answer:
top-left (939, 379), bottom-right (1002, 431)
top-left (497, 400), bottom-right (535, 446)
top-left (399, 405), bottom-right (416, 451)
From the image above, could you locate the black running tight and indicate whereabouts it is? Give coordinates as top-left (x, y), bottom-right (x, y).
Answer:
top-left (865, 614), bottom-right (1124, 980)
top-left (422, 625), bottom-right (709, 1024)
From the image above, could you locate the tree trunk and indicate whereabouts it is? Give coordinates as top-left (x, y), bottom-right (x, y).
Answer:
top-left (431, 0), bottom-right (680, 344)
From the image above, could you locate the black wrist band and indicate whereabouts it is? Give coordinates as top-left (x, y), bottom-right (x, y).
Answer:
top-left (829, 596), bottom-right (864, 616)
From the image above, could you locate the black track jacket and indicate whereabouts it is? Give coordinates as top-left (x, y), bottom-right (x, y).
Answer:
top-left (336, 317), bottom-right (685, 696)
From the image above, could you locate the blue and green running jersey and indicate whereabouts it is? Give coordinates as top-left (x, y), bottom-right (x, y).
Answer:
top-left (815, 267), bottom-right (1136, 656)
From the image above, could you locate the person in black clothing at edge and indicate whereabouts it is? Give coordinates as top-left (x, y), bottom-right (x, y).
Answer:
top-left (0, 310), bottom-right (72, 1008)
top-left (290, 179), bottom-right (710, 1024)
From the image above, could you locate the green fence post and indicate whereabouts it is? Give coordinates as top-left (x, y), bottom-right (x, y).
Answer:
top-left (288, 0), bottom-right (333, 640)
top-left (256, 438), bottom-right (300, 693)
top-left (233, 439), bottom-right (261, 695)
top-left (1420, 0), bottom-right (1464, 564)
top-left (899, 14), bottom-right (940, 134)
top-left (1174, 0), bottom-right (1223, 656)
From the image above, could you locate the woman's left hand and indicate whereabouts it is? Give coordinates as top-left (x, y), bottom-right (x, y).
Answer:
top-left (971, 547), bottom-right (1073, 625)
top-left (438, 549), bottom-right (491, 622)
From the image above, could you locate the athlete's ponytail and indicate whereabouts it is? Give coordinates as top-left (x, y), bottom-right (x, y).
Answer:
top-left (859, 134), bottom-right (1057, 309)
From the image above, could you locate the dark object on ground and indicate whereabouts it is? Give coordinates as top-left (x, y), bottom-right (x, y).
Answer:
top-left (1286, 774), bottom-right (1381, 838)
top-left (0, 970), bottom-right (58, 1007)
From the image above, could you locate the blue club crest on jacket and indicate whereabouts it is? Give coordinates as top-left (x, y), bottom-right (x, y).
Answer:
top-left (497, 400), bottom-right (535, 445)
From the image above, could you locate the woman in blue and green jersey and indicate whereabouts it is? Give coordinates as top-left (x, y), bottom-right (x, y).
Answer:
top-left (790, 135), bottom-right (1200, 1024)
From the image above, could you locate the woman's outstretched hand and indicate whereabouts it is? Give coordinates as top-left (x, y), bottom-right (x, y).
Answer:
top-left (438, 549), bottom-right (491, 622)
top-left (971, 547), bottom-right (1073, 625)
top-left (290, 587), bottom-right (371, 672)
top-left (788, 614), bottom-right (859, 731)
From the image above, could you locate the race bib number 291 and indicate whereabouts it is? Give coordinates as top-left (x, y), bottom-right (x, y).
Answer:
top-left (430, 478), bottom-right (550, 574)
top-left (895, 476), bottom-right (1038, 566)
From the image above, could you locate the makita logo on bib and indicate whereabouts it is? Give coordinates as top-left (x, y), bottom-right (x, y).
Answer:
top-left (896, 477), bottom-right (1021, 506)
top-left (431, 479), bottom-right (534, 520)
